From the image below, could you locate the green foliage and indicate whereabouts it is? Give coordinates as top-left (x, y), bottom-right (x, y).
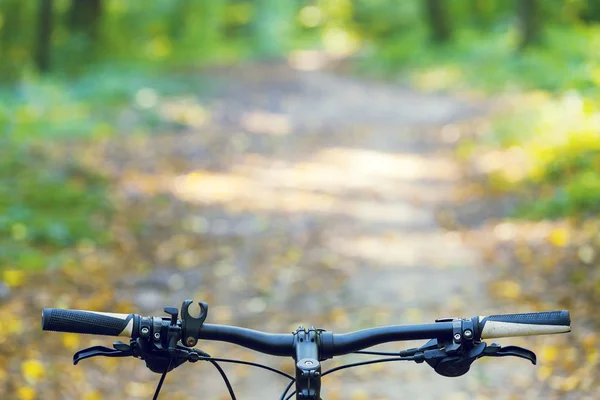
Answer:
top-left (0, 140), bottom-right (112, 270)
top-left (0, 67), bottom-right (216, 271)
top-left (515, 130), bottom-right (600, 219)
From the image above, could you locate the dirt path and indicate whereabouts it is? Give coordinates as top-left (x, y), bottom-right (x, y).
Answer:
top-left (16, 64), bottom-right (544, 399)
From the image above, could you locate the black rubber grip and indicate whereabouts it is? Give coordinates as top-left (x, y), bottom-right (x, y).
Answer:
top-left (42, 308), bottom-right (134, 336)
top-left (482, 310), bottom-right (570, 326)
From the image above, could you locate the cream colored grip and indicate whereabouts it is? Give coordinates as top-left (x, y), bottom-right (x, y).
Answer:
top-left (42, 308), bottom-right (135, 337)
top-left (479, 310), bottom-right (571, 339)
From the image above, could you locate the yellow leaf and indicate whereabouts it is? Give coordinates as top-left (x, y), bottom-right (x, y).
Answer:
top-left (62, 333), bottom-right (80, 350)
top-left (17, 387), bottom-right (36, 400)
top-left (4, 315), bottom-right (23, 334)
top-left (540, 345), bottom-right (559, 362)
top-left (21, 359), bottom-right (45, 384)
top-left (3, 269), bottom-right (25, 287)
top-left (351, 389), bottom-right (369, 400)
top-left (491, 280), bottom-right (522, 300)
top-left (548, 228), bottom-right (569, 247)
top-left (84, 390), bottom-right (102, 400)
top-left (561, 375), bottom-right (580, 392)
top-left (587, 348), bottom-right (598, 364)
top-left (537, 365), bottom-right (552, 381)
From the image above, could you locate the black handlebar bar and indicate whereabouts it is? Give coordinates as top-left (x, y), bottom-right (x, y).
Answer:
top-left (42, 308), bottom-right (570, 357)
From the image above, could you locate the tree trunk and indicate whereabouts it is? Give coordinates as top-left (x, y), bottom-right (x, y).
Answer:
top-left (0, 0), bottom-right (25, 81)
top-left (518, 0), bottom-right (539, 49)
top-left (68, 0), bottom-right (102, 43)
top-left (580, 0), bottom-right (600, 23)
top-left (425, 0), bottom-right (452, 43)
top-left (36, 0), bottom-right (53, 73)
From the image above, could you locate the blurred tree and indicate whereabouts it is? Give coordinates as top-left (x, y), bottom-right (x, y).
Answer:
top-left (0, 0), bottom-right (28, 81)
top-left (169, 0), bottom-right (192, 41)
top-left (518, 0), bottom-right (540, 49)
top-left (424, 0), bottom-right (452, 43)
top-left (254, 0), bottom-right (294, 58)
top-left (67, 0), bottom-right (102, 59)
top-left (580, 0), bottom-right (600, 22)
top-left (35, 0), bottom-right (53, 72)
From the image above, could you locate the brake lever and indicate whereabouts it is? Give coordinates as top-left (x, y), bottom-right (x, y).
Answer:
top-left (73, 341), bottom-right (134, 365)
top-left (482, 343), bottom-right (537, 364)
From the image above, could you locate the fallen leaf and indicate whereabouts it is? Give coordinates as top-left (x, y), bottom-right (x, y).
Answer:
top-left (17, 387), bottom-right (36, 400)
top-left (3, 270), bottom-right (25, 288)
top-left (548, 228), bottom-right (569, 247)
top-left (21, 359), bottom-right (45, 384)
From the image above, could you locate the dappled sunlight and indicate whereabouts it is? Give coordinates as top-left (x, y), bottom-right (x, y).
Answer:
top-left (288, 50), bottom-right (332, 71)
top-left (158, 96), bottom-right (209, 128)
top-left (171, 169), bottom-right (433, 225)
top-left (240, 111), bottom-right (291, 135)
top-left (237, 147), bottom-right (460, 190)
top-left (169, 147), bottom-right (457, 224)
top-left (328, 231), bottom-right (475, 268)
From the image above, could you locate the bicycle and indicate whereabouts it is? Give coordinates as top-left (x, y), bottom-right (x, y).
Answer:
top-left (42, 299), bottom-right (571, 399)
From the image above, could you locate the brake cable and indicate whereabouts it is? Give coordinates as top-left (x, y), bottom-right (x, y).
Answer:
top-left (206, 360), bottom-right (236, 399)
top-left (152, 356), bottom-right (174, 400)
top-left (279, 356), bottom-right (418, 399)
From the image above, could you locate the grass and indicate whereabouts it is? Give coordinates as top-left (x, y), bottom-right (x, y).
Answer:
top-left (0, 66), bottom-right (216, 272)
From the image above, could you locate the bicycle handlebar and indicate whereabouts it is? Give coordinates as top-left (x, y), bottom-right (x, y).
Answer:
top-left (41, 304), bottom-right (572, 399)
top-left (42, 308), bottom-right (571, 357)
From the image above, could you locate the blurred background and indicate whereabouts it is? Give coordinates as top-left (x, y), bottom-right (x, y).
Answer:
top-left (1, 0), bottom-right (599, 399)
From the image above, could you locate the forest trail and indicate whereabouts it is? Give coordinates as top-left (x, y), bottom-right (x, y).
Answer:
top-left (22, 63), bottom-right (540, 399)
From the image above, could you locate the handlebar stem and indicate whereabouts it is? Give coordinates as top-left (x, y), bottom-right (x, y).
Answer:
top-left (294, 327), bottom-right (322, 400)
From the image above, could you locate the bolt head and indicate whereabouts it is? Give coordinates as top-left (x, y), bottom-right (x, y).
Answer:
top-left (154, 332), bottom-right (160, 340)
top-left (453, 333), bottom-right (462, 341)
top-left (186, 337), bottom-right (196, 346)
top-left (464, 329), bottom-right (473, 338)
top-left (140, 327), bottom-right (149, 336)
